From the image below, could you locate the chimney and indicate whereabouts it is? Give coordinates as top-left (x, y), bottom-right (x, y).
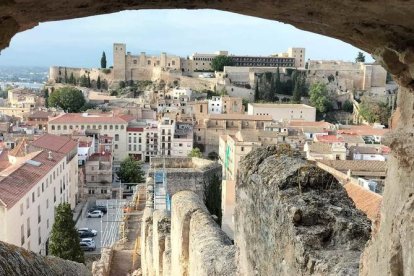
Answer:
top-left (48, 151), bottom-right (53, 160)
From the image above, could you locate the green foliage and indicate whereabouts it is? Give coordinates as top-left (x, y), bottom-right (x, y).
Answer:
top-left (211, 55), bottom-right (234, 71)
top-left (204, 174), bottom-right (222, 226)
top-left (342, 100), bottom-right (353, 113)
top-left (292, 78), bottom-right (301, 102)
top-left (386, 72), bottom-right (393, 83)
top-left (242, 98), bottom-right (249, 111)
top-left (97, 76), bottom-right (101, 89)
top-left (42, 89), bottom-right (49, 108)
top-left (48, 87), bottom-right (86, 112)
top-left (119, 81), bottom-right (126, 89)
top-left (102, 68), bottom-right (111, 74)
top-left (355, 51), bottom-right (366, 62)
top-left (254, 79), bottom-right (260, 102)
top-left (69, 73), bottom-right (75, 85)
top-left (79, 75), bottom-right (89, 88)
top-left (358, 100), bottom-right (391, 125)
top-left (309, 82), bottom-right (332, 113)
top-left (327, 74), bottom-right (335, 82)
top-left (49, 203), bottom-right (84, 263)
top-left (207, 151), bottom-right (218, 160)
top-left (101, 51), bottom-right (107, 69)
top-left (118, 156), bottom-right (145, 184)
top-left (64, 68), bottom-right (68, 83)
top-left (188, 148), bottom-right (203, 158)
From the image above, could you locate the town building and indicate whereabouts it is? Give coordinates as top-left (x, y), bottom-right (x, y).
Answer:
top-left (0, 134), bottom-right (78, 254)
top-left (48, 112), bottom-right (132, 165)
top-left (7, 87), bottom-right (37, 108)
top-left (304, 141), bottom-right (347, 161)
top-left (247, 103), bottom-right (316, 122)
top-left (84, 152), bottom-right (112, 197)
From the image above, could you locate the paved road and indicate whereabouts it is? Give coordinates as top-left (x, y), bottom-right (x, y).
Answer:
top-left (76, 198), bottom-right (127, 254)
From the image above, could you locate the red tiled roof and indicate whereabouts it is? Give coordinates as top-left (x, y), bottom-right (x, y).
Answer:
top-left (344, 182), bottom-right (382, 221)
top-left (30, 134), bottom-right (77, 154)
top-left (315, 135), bottom-right (344, 143)
top-left (119, 114), bottom-right (135, 122)
top-left (0, 150), bottom-right (66, 208)
top-left (338, 125), bottom-right (389, 136)
top-left (127, 127), bottom-right (144, 132)
top-left (88, 152), bottom-right (112, 162)
top-left (289, 121), bottom-right (333, 128)
top-left (27, 111), bottom-right (52, 119)
top-left (48, 113), bottom-right (129, 124)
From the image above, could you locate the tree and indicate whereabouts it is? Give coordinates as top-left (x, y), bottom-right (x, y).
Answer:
top-left (275, 67), bottom-right (282, 95)
top-left (207, 151), bottom-right (218, 160)
top-left (43, 89), bottom-right (49, 108)
top-left (309, 82), bottom-right (332, 113)
top-left (292, 77), bottom-right (301, 102)
top-left (118, 156), bottom-right (145, 184)
top-left (48, 86), bottom-right (86, 112)
top-left (49, 203), bottom-right (84, 263)
top-left (119, 81), bottom-right (126, 89)
top-left (97, 76), bottom-right (101, 89)
top-left (343, 100), bottom-right (353, 113)
top-left (64, 68), bottom-right (68, 83)
top-left (355, 51), bottom-right (366, 62)
top-left (79, 75), bottom-right (88, 87)
top-left (254, 79), bottom-right (260, 101)
top-left (204, 174), bottom-right (222, 226)
top-left (211, 55), bottom-right (234, 71)
top-left (188, 148), bottom-right (203, 158)
top-left (69, 72), bottom-right (75, 85)
top-left (87, 74), bottom-right (91, 88)
top-left (101, 51), bottom-right (107, 69)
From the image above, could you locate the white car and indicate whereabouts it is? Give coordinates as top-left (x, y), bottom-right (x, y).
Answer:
top-left (78, 228), bottom-right (98, 236)
top-left (87, 210), bottom-right (103, 218)
top-left (81, 238), bottom-right (96, 246)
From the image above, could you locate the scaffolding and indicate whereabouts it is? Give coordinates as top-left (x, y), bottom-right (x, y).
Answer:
top-left (151, 156), bottom-right (171, 211)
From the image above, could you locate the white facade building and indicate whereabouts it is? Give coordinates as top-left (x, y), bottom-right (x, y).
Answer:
top-left (247, 103), bottom-right (316, 122)
top-left (0, 134), bottom-right (78, 254)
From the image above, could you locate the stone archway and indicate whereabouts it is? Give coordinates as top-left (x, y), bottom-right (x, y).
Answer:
top-left (1, 1), bottom-right (414, 275)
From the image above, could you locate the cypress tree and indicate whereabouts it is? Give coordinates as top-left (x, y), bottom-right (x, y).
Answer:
top-left (87, 74), bottom-right (91, 88)
top-left (97, 76), bottom-right (101, 89)
top-left (69, 72), bottom-right (75, 85)
top-left (254, 78), bottom-right (260, 102)
top-left (49, 203), bottom-right (84, 263)
top-left (275, 66), bottom-right (281, 95)
top-left (101, 51), bottom-right (107, 68)
top-left (292, 76), bottom-right (301, 102)
top-left (64, 68), bottom-right (68, 83)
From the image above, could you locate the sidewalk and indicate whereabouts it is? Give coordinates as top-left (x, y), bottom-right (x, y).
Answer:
top-left (73, 199), bottom-right (87, 223)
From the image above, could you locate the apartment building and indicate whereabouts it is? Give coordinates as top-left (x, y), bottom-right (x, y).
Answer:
top-left (48, 112), bottom-right (131, 164)
top-left (85, 152), bottom-right (112, 197)
top-left (195, 113), bottom-right (273, 155)
top-left (8, 87), bottom-right (37, 108)
top-left (0, 134), bottom-right (78, 254)
top-left (208, 96), bottom-right (244, 115)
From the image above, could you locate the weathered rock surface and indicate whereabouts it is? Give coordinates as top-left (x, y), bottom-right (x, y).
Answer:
top-left (2, 1), bottom-right (414, 87)
top-left (235, 146), bottom-right (371, 276)
top-left (0, 240), bottom-right (91, 276)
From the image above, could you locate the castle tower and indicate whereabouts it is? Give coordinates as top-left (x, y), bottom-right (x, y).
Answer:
top-left (160, 52), bottom-right (167, 69)
top-left (113, 43), bottom-right (126, 81)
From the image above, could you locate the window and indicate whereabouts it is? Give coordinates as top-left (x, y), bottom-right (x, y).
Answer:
top-left (26, 197), bottom-right (29, 209)
top-left (54, 187), bottom-right (56, 202)
top-left (46, 199), bottom-right (49, 209)
top-left (21, 225), bottom-right (25, 246)
top-left (115, 134), bottom-right (119, 141)
top-left (42, 182), bottom-right (44, 192)
top-left (129, 145), bottom-right (132, 151)
top-left (110, 125), bottom-right (113, 130)
top-left (51, 125), bottom-right (55, 130)
top-left (241, 147), bottom-right (244, 152)
top-left (20, 203), bottom-right (23, 216)
top-left (38, 205), bottom-right (41, 223)
top-left (37, 187), bottom-right (40, 197)
top-left (27, 218), bottom-right (30, 237)
top-left (47, 219), bottom-right (49, 229)
top-left (129, 137), bottom-right (131, 143)
top-left (32, 192), bottom-right (35, 203)
top-left (115, 125), bottom-right (119, 130)
top-left (91, 176), bottom-right (95, 181)
top-left (38, 227), bottom-right (41, 245)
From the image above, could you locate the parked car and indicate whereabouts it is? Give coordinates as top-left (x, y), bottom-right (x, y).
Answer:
top-left (78, 228), bottom-right (97, 236)
top-left (87, 210), bottom-right (103, 218)
top-left (78, 230), bottom-right (95, 238)
top-left (79, 241), bottom-right (96, 251)
top-left (89, 205), bottom-right (108, 214)
top-left (81, 238), bottom-right (96, 247)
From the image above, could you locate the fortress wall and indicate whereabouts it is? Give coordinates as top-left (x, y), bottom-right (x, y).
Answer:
top-left (152, 210), bottom-right (170, 276)
top-left (188, 209), bottom-right (236, 276)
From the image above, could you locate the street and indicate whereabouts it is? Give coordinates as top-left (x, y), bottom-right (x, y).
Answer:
top-left (76, 198), bottom-right (127, 254)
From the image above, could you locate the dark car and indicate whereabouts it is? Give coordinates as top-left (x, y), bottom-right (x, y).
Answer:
top-left (78, 230), bottom-right (95, 238)
top-left (89, 205), bottom-right (107, 214)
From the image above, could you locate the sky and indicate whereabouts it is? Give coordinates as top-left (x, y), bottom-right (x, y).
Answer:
top-left (0, 9), bottom-right (373, 68)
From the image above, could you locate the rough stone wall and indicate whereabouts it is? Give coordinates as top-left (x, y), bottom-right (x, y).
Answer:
top-left (92, 247), bottom-right (113, 276)
top-left (360, 88), bottom-right (414, 276)
top-left (235, 146), bottom-right (371, 275)
top-left (141, 188), bottom-right (236, 276)
top-left (0, 241), bottom-right (91, 276)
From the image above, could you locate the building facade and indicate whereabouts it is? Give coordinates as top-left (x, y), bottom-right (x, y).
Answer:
top-left (247, 103), bottom-right (316, 122)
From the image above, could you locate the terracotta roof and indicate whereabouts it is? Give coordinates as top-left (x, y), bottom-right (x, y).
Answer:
top-left (344, 182), bottom-right (382, 221)
top-left (127, 127), bottom-right (144, 132)
top-left (315, 135), bottom-right (344, 143)
top-left (348, 146), bottom-right (380, 155)
top-left (48, 113), bottom-right (129, 124)
top-left (88, 152), bottom-right (111, 162)
top-left (308, 142), bottom-right (332, 154)
top-left (119, 114), bottom-right (135, 122)
top-left (338, 125), bottom-right (389, 136)
top-left (9, 139), bottom-right (28, 157)
top-left (289, 121), bottom-right (334, 128)
top-left (27, 111), bottom-right (52, 119)
top-left (208, 114), bottom-right (273, 121)
top-left (339, 134), bottom-right (365, 144)
top-left (0, 150), bottom-right (11, 171)
top-left (0, 150), bottom-right (65, 208)
top-left (30, 134), bottom-right (77, 154)
top-left (319, 160), bottom-right (386, 172)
